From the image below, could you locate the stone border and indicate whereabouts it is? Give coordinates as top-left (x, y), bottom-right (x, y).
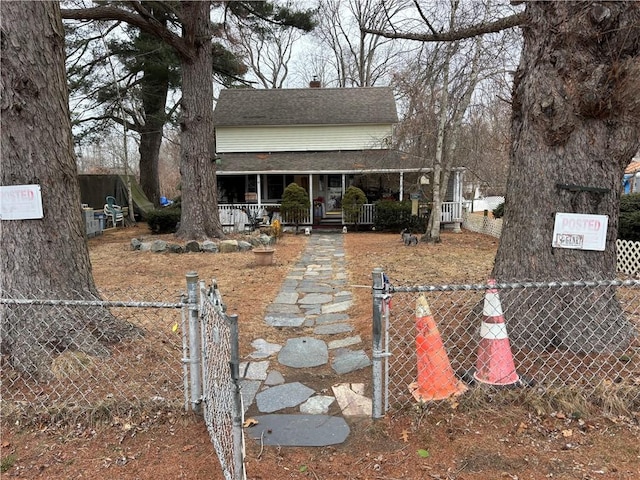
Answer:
top-left (130, 233), bottom-right (276, 254)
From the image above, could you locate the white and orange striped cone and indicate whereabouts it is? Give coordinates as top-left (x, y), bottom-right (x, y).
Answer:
top-left (409, 296), bottom-right (467, 402)
top-left (473, 279), bottom-right (520, 386)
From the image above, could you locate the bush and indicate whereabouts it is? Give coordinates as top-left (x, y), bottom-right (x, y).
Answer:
top-left (493, 202), bottom-right (504, 219)
top-left (146, 207), bottom-right (181, 234)
top-left (280, 182), bottom-right (310, 232)
top-left (342, 186), bottom-right (367, 228)
top-left (619, 193), bottom-right (640, 241)
top-left (374, 200), bottom-right (428, 232)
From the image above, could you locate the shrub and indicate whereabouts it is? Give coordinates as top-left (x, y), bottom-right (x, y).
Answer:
top-left (493, 202), bottom-right (504, 219)
top-left (374, 200), bottom-right (428, 232)
top-left (146, 207), bottom-right (181, 234)
top-left (619, 193), bottom-right (640, 241)
top-left (342, 186), bottom-right (367, 229)
top-left (280, 182), bottom-right (310, 233)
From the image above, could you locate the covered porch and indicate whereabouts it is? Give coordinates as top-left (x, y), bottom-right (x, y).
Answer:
top-left (215, 150), bottom-right (465, 231)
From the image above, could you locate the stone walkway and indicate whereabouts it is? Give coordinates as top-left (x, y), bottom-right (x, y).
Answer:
top-left (239, 233), bottom-right (372, 447)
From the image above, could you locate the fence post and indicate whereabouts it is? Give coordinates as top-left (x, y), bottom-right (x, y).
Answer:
top-left (227, 313), bottom-right (245, 480)
top-left (186, 271), bottom-right (202, 414)
top-left (372, 267), bottom-right (385, 419)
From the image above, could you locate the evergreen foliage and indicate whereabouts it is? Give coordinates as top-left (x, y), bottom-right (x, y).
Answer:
top-left (146, 207), bottom-right (181, 234)
top-left (342, 186), bottom-right (367, 229)
top-left (493, 202), bottom-right (504, 219)
top-left (374, 200), bottom-right (428, 232)
top-left (280, 182), bottom-right (310, 233)
top-left (619, 193), bottom-right (640, 241)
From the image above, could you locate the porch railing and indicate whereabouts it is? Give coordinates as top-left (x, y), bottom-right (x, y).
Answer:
top-left (440, 201), bottom-right (464, 222)
top-left (217, 201), bottom-right (464, 231)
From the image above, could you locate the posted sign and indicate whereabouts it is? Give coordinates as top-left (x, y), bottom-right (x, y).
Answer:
top-left (552, 213), bottom-right (608, 251)
top-left (0, 184), bottom-right (44, 220)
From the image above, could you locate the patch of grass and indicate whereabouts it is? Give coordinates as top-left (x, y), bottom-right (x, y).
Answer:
top-left (1, 454), bottom-right (16, 473)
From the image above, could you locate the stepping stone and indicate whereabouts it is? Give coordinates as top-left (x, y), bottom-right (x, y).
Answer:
top-left (266, 304), bottom-right (302, 314)
top-left (315, 313), bottom-right (349, 325)
top-left (248, 339), bottom-right (282, 359)
top-left (273, 292), bottom-right (299, 304)
top-left (298, 284), bottom-right (333, 294)
top-left (300, 395), bottom-right (335, 415)
top-left (247, 414), bottom-right (350, 446)
top-left (239, 380), bottom-right (261, 413)
top-left (328, 335), bottom-right (362, 350)
top-left (265, 313), bottom-right (305, 327)
top-left (322, 300), bottom-right (352, 314)
top-left (331, 349), bottom-right (371, 374)
top-left (278, 337), bottom-right (328, 368)
top-left (255, 382), bottom-right (314, 413)
top-left (332, 383), bottom-right (372, 417)
top-left (334, 290), bottom-right (351, 297)
top-left (313, 323), bottom-right (353, 335)
top-left (265, 370), bottom-right (285, 386)
top-left (240, 360), bottom-right (269, 380)
top-left (299, 293), bottom-right (333, 305)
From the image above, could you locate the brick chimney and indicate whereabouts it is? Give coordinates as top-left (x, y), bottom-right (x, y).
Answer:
top-left (309, 75), bottom-right (321, 88)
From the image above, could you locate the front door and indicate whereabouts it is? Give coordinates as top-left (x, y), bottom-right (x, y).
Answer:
top-left (326, 174), bottom-right (342, 211)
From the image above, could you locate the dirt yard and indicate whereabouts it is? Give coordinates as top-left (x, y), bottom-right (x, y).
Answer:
top-left (2, 226), bottom-right (639, 479)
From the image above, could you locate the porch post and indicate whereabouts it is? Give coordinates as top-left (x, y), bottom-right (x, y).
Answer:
top-left (341, 174), bottom-right (346, 223)
top-left (399, 172), bottom-right (404, 201)
top-left (308, 173), bottom-right (313, 224)
top-left (452, 170), bottom-right (462, 233)
top-left (257, 174), bottom-right (262, 208)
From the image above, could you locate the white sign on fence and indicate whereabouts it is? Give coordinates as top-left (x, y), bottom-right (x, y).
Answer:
top-left (0, 184), bottom-right (44, 220)
top-left (552, 212), bottom-right (608, 251)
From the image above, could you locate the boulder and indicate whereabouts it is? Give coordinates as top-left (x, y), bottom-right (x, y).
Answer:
top-left (201, 240), bottom-right (219, 253)
top-left (150, 240), bottom-right (168, 252)
top-left (218, 239), bottom-right (239, 253)
top-left (185, 240), bottom-right (200, 253)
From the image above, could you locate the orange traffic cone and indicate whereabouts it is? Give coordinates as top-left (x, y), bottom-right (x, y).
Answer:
top-left (474, 279), bottom-right (520, 386)
top-left (409, 295), bottom-right (467, 402)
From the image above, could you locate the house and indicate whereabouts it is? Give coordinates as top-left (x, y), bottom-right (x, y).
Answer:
top-left (623, 159), bottom-right (640, 194)
top-left (213, 84), bottom-right (465, 230)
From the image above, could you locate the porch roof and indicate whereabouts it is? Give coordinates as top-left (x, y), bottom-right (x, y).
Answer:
top-left (216, 150), bottom-right (434, 175)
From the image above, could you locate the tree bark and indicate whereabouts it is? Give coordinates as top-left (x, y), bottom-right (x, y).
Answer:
top-left (175, 0), bottom-right (224, 240)
top-left (1, 2), bottom-right (138, 378)
top-left (138, 56), bottom-right (168, 207)
top-left (493, 3), bottom-right (640, 352)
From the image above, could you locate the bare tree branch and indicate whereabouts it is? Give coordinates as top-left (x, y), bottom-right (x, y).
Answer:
top-left (363, 11), bottom-right (525, 42)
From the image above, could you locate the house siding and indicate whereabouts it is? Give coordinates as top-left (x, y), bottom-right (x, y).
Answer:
top-left (216, 124), bottom-right (393, 153)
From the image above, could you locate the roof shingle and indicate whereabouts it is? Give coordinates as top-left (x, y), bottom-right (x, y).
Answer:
top-left (213, 87), bottom-right (398, 126)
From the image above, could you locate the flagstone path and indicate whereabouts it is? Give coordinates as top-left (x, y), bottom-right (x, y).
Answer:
top-left (239, 233), bottom-right (372, 447)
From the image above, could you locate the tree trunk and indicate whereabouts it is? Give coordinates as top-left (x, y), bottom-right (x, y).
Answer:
top-left (0, 2), bottom-right (139, 378)
top-left (176, 0), bottom-right (224, 240)
top-left (423, 49), bottom-right (451, 244)
top-left (493, 3), bottom-right (640, 352)
top-left (138, 71), bottom-right (167, 207)
top-left (138, 14), bottom-right (170, 208)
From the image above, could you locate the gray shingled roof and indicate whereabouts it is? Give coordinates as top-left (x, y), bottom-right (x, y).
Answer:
top-left (216, 150), bottom-right (431, 174)
top-left (213, 87), bottom-right (398, 126)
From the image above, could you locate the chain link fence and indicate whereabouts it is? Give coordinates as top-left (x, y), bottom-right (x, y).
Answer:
top-left (1, 286), bottom-right (186, 422)
top-left (372, 272), bottom-right (640, 417)
top-left (1, 276), bottom-right (245, 479)
top-left (200, 280), bottom-right (245, 480)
